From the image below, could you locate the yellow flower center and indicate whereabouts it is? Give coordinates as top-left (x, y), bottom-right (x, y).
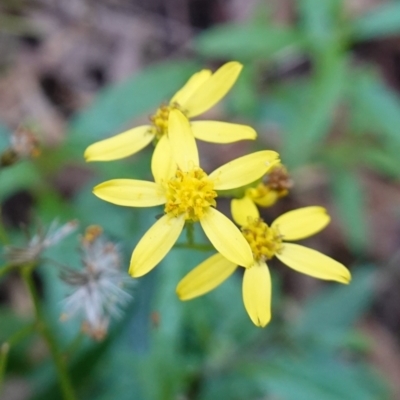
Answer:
top-left (241, 219), bottom-right (283, 262)
top-left (149, 103), bottom-right (184, 139)
top-left (164, 168), bottom-right (217, 221)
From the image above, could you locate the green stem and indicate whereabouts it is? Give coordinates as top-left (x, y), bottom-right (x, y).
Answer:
top-left (0, 212), bottom-right (9, 245)
top-left (185, 223), bottom-right (195, 245)
top-left (0, 217), bottom-right (10, 244)
top-left (174, 243), bottom-right (214, 252)
top-left (0, 343), bottom-right (9, 393)
top-left (21, 266), bottom-right (76, 400)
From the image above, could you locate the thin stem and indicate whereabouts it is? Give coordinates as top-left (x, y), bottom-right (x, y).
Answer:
top-left (21, 266), bottom-right (76, 400)
top-left (0, 343), bottom-right (9, 393)
top-left (0, 212), bottom-right (10, 245)
top-left (185, 223), bottom-right (195, 245)
top-left (174, 243), bottom-right (214, 252)
top-left (0, 227), bottom-right (8, 245)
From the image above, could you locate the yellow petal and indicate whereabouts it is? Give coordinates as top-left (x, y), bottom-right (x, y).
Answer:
top-left (151, 135), bottom-right (176, 185)
top-left (176, 253), bottom-right (237, 300)
top-left (129, 214), bottom-right (185, 277)
top-left (168, 109), bottom-right (199, 171)
top-left (231, 197), bottom-right (259, 227)
top-left (209, 150), bottom-right (280, 191)
top-left (170, 69), bottom-right (212, 106)
top-left (191, 121), bottom-right (256, 143)
top-left (252, 190), bottom-right (279, 207)
top-left (200, 207), bottom-right (253, 268)
top-left (243, 262), bottom-right (271, 327)
top-left (184, 61), bottom-right (243, 118)
top-left (272, 206), bottom-right (330, 241)
top-left (276, 243), bottom-right (351, 284)
top-left (93, 179), bottom-right (166, 207)
top-left (84, 125), bottom-right (153, 162)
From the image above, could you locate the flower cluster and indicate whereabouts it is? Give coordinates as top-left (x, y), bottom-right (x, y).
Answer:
top-left (85, 61), bottom-right (351, 327)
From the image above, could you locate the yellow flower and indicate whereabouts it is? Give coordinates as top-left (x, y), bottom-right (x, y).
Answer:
top-left (92, 109), bottom-right (279, 278)
top-left (84, 62), bottom-right (256, 162)
top-left (176, 197), bottom-right (351, 328)
top-left (243, 164), bottom-right (292, 208)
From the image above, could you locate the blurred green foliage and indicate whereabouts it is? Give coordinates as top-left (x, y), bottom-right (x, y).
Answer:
top-left (2, 0), bottom-right (400, 398)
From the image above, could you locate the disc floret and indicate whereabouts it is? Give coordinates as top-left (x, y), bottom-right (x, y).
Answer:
top-left (165, 168), bottom-right (217, 221)
top-left (149, 103), bottom-right (183, 139)
top-left (241, 219), bottom-right (283, 261)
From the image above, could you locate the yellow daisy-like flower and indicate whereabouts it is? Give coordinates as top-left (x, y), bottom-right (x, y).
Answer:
top-left (84, 61), bottom-right (256, 162)
top-left (244, 164), bottom-right (292, 208)
top-left (92, 109), bottom-right (279, 278)
top-left (176, 197), bottom-right (351, 328)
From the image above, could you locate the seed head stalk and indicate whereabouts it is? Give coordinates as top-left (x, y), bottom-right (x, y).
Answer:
top-left (21, 265), bottom-right (76, 400)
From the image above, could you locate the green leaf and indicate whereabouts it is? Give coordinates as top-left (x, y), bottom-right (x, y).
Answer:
top-left (133, 249), bottom-right (206, 400)
top-left (297, 0), bottom-right (344, 53)
top-left (195, 23), bottom-right (302, 60)
top-left (350, 3), bottom-right (400, 40)
top-left (361, 146), bottom-right (400, 179)
top-left (346, 70), bottom-right (400, 147)
top-left (226, 65), bottom-right (260, 118)
top-left (151, 247), bottom-right (209, 341)
top-left (331, 169), bottom-right (368, 252)
top-left (0, 161), bottom-right (42, 200)
top-left (263, 354), bottom-right (388, 400)
top-left (295, 267), bottom-right (374, 336)
top-left (0, 308), bottom-right (35, 375)
top-left (0, 308), bottom-right (32, 343)
top-left (202, 372), bottom-right (262, 400)
top-left (91, 349), bottom-right (144, 400)
top-left (72, 178), bottom-right (150, 239)
top-left (282, 55), bottom-right (347, 167)
top-left (30, 316), bottom-right (133, 400)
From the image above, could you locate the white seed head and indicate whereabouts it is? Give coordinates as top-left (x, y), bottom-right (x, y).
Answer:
top-left (61, 226), bottom-right (133, 340)
top-left (4, 220), bottom-right (78, 266)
